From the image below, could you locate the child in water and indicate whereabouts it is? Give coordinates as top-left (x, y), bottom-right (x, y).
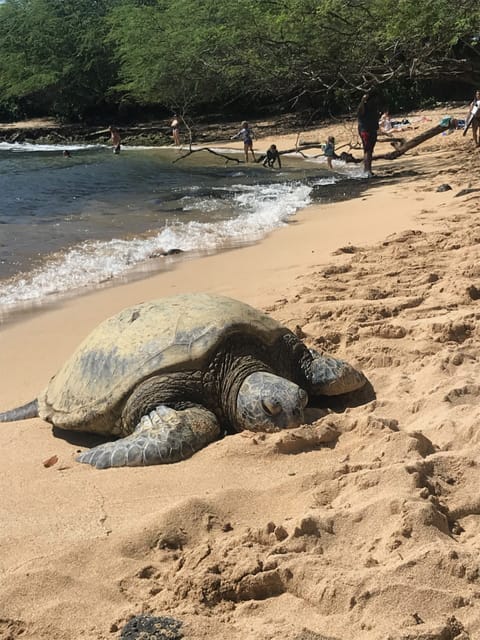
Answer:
top-left (323, 136), bottom-right (335, 169)
top-left (263, 144), bottom-right (281, 169)
top-left (231, 121), bottom-right (256, 162)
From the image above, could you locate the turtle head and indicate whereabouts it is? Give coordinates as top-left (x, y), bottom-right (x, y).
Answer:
top-left (235, 372), bottom-right (308, 432)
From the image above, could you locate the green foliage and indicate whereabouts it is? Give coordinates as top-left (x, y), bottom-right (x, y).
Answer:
top-left (0, 0), bottom-right (120, 119)
top-left (0, 0), bottom-right (479, 120)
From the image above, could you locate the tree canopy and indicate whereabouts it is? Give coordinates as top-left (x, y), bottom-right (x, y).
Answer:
top-left (0, 0), bottom-right (479, 121)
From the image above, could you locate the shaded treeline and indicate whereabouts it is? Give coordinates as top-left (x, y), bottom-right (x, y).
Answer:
top-left (0, 0), bottom-right (479, 123)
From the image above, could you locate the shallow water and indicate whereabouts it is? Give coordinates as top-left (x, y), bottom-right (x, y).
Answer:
top-left (0, 142), bottom-right (363, 320)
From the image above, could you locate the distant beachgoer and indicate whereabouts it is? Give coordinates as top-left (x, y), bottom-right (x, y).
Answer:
top-left (357, 91), bottom-right (380, 176)
top-left (467, 89), bottom-right (480, 146)
top-left (62, 150), bottom-right (71, 158)
top-left (263, 144), bottom-right (281, 168)
top-left (379, 111), bottom-right (393, 135)
top-left (323, 135), bottom-right (336, 169)
top-left (109, 126), bottom-right (121, 154)
top-left (390, 118), bottom-right (414, 131)
top-left (171, 115), bottom-right (181, 146)
top-left (231, 121), bottom-right (256, 163)
top-left (439, 116), bottom-right (458, 131)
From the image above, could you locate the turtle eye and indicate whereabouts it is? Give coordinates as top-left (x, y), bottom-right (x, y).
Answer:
top-left (261, 398), bottom-right (282, 416)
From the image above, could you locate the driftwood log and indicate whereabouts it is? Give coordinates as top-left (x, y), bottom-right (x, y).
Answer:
top-left (372, 122), bottom-right (455, 161)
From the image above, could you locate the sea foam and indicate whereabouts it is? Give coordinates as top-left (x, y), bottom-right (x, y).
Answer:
top-left (0, 180), bottom-right (313, 314)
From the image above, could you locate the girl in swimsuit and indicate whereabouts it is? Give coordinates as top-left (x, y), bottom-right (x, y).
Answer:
top-left (231, 121), bottom-right (256, 162)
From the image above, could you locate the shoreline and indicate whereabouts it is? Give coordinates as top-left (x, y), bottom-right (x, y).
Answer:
top-left (0, 166), bottom-right (368, 328)
top-left (2, 112), bottom-right (480, 639)
top-left (0, 170), bottom-right (426, 333)
top-left (0, 143), bottom-right (320, 318)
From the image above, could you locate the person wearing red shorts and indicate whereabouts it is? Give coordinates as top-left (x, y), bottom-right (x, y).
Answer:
top-left (357, 91), bottom-right (379, 176)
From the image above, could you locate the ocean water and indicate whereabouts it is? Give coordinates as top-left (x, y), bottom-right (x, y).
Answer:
top-left (0, 142), bottom-right (363, 321)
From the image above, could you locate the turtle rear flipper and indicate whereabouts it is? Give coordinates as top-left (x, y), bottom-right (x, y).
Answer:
top-left (0, 399), bottom-right (39, 422)
top-left (76, 404), bottom-right (220, 469)
top-left (308, 350), bottom-right (366, 396)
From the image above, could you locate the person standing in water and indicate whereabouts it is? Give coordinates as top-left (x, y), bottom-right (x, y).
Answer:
top-left (171, 114), bottom-right (181, 146)
top-left (109, 126), bottom-right (121, 154)
top-left (323, 136), bottom-right (336, 170)
top-left (231, 121), bottom-right (256, 163)
top-left (357, 91), bottom-right (379, 176)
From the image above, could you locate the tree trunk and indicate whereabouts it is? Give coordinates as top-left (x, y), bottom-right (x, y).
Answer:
top-left (373, 122), bottom-right (454, 161)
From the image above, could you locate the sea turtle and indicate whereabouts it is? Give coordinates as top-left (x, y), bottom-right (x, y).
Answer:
top-left (0, 293), bottom-right (366, 469)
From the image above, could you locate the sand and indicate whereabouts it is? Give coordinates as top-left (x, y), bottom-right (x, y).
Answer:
top-left (1, 107), bottom-right (480, 640)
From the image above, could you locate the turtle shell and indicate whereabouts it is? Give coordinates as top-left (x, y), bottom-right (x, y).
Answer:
top-left (38, 293), bottom-right (288, 432)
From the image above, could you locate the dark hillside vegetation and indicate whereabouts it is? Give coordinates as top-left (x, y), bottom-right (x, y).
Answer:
top-left (0, 0), bottom-right (479, 122)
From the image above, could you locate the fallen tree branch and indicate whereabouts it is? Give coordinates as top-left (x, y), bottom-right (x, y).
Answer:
top-left (339, 120), bottom-right (457, 164)
top-left (256, 142), bottom-right (326, 163)
top-left (377, 135), bottom-right (406, 145)
top-left (174, 141), bottom-right (328, 165)
top-left (373, 122), bottom-right (454, 160)
top-left (172, 146), bottom-right (242, 164)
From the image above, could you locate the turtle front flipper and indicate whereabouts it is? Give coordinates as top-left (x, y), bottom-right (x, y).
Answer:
top-left (307, 349), bottom-right (366, 396)
top-left (77, 404), bottom-right (220, 469)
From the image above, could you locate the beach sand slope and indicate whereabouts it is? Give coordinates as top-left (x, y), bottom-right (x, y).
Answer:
top-left (1, 111), bottom-right (480, 639)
